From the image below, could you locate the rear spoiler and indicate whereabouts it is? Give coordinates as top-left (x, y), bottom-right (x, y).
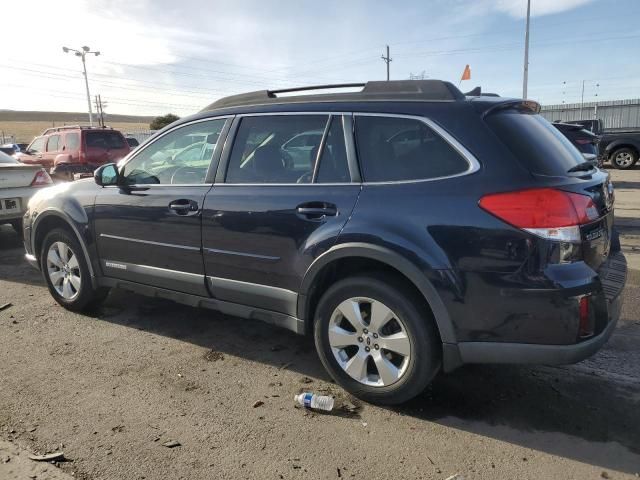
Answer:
top-left (481, 99), bottom-right (541, 118)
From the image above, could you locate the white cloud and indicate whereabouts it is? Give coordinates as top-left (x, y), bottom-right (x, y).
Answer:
top-left (491, 0), bottom-right (595, 18)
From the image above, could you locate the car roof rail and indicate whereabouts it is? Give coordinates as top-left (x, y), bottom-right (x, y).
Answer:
top-left (201, 79), bottom-right (465, 111)
top-left (41, 125), bottom-right (114, 135)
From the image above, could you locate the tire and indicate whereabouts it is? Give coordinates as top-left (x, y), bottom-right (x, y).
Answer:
top-left (10, 219), bottom-right (22, 234)
top-left (611, 147), bottom-right (638, 170)
top-left (313, 273), bottom-right (441, 405)
top-left (40, 228), bottom-right (109, 311)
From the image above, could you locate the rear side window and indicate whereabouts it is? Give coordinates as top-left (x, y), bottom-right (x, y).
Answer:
top-left (85, 131), bottom-right (126, 149)
top-left (486, 111), bottom-right (585, 176)
top-left (65, 133), bottom-right (80, 151)
top-left (354, 115), bottom-right (470, 182)
top-left (226, 115), bottom-right (328, 184)
top-left (46, 135), bottom-right (60, 152)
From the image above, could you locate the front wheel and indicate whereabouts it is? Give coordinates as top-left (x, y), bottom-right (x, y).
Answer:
top-left (314, 274), bottom-right (441, 405)
top-left (40, 228), bottom-right (109, 311)
top-left (611, 147), bottom-right (638, 170)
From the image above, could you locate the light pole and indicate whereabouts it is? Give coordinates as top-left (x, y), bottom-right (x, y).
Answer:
top-left (522, 0), bottom-right (531, 99)
top-left (63, 45), bottom-right (100, 126)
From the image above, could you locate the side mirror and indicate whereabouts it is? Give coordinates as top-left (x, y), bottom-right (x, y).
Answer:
top-left (94, 163), bottom-right (119, 186)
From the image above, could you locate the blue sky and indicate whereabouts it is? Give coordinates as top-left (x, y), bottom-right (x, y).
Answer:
top-left (1, 0), bottom-right (639, 116)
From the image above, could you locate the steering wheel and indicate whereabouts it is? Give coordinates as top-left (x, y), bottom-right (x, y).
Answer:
top-left (170, 166), bottom-right (204, 184)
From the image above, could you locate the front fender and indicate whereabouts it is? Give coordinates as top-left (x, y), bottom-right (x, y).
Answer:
top-left (28, 182), bottom-right (98, 287)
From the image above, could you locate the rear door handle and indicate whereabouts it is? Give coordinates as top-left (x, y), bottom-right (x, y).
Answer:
top-left (296, 203), bottom-right (338, 219)
top-left (169, 199), bottom-right (199, 215)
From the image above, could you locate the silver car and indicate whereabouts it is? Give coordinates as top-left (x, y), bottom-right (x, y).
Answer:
top-left (0, 151), bottom-right (52, 233)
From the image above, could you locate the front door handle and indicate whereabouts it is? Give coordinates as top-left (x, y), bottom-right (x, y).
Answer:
top-left (169, 199), bottom-right (199, 215)
top-left (296, 202), bottom-right (338, 219)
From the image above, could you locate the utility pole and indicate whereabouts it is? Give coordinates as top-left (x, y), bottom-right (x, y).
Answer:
top-left (522, 0), bottom-right (531, 99)
top-left (580, 79), bottom-right (585, 119)
top-left (94, 95), bottom-right (106, 127)
top-left (381, 45), bottom-right (392, 81)
top-left (63, 45), bottom-right (100, 126)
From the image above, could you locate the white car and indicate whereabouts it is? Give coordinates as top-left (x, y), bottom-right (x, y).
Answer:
top-left (0, 151), bottom-right (52, 233)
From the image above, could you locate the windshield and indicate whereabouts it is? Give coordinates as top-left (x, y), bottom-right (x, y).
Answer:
top-left (486, 110), bottom-right (586, 176)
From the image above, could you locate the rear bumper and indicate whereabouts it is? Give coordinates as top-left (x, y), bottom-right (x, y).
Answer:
top-left (455, 251), bottom-right (626, 366)
top-left (1, 187), bottom-right (36, 222)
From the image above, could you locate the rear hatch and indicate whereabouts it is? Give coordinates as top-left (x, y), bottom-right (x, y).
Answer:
top-left (83, 130), bottom-right (131, 165)
top-left (484, 102), bottom-right (614, 271)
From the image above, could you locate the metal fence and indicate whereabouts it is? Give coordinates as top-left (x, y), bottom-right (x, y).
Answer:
top-left (123, 128), bottom-right (157, 145)
top-left (541, 98), bottom-right (640, 131)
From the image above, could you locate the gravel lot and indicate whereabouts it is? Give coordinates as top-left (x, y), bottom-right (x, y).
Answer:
top-left (1, 167), bottom-right (639, 480)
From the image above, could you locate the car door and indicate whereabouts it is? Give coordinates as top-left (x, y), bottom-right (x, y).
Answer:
top-left (201, 113), bottom-right (361, 316)
top-left (42, 134), bottom-right (61, 167)
top-left (18, 136), bottom-right (47, 166)
top-left (93, 117), bottom-right (231, 295)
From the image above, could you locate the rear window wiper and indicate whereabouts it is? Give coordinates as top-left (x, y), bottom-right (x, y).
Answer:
top-left (567, 161), bottom-right (596, 173)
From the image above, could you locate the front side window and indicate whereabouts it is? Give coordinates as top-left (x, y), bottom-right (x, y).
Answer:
top-left (354, 115), bottom-right (470, 182)
top-left (28, 137), bottom-right (46, 154)
top-left (46, 135), bottom-right (60, 152)
top-left (225, 115), bottom-right (328, 184)
top-left (121, 119), bottom-right (225, 185)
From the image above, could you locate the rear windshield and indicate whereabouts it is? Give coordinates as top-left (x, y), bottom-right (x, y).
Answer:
top-left (85, 131), bottom-right (126, 149)
top-left (486, 110), bottom-right (585, 176)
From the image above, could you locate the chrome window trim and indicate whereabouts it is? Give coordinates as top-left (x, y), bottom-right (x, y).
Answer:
top-left (99, 233), bottom-right (200, 251)
top-left (117, 115), bottom-right (234, 185)
top-left (353, 112), bottom-right (481, 184)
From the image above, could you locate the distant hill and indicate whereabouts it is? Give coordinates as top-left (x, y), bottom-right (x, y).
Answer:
top-left (0, 111), bottom-right (157, 142)
top-left (0, 110), bottom-right (155, 123)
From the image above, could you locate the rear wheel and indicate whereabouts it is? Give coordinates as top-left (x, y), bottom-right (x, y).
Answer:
top-left (611, 147), bottom-right (638, 170)
top-left (40, 228), bottom-right (109, 311)
top-left (314, 274), bottom-right (441, 405)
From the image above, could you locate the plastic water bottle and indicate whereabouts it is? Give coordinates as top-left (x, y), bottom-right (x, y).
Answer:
top-left (294, 392), bottom-right (335, 411)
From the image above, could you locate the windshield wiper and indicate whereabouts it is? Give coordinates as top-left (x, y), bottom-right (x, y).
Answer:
top-left (567, 161), bottom-right (596, 173)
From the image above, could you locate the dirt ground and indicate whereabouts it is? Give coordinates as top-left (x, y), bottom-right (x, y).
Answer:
top-left (0, 167), bottom-right (639, 480)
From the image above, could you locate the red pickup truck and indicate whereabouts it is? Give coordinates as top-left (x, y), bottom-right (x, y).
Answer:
top-left (17, 125), bottom-right (131, 180)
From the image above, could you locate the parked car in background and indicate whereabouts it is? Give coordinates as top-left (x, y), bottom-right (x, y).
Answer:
top-left (565, 119), bottom-right (640, 170)
top-left (23, 80), bottom-right (626, 405)
top-left (0, 150), bottom-right (52, 233)
top-left (2, 143), bottom-right (29, 155)
top-left (552, 122), bottom-right (600, 165)
top-left (17, 126), bottom-right (131, 180)
top-left (125, 137), bottom-right (140, 148)
top-left (0, 146), bottom-right (16, 156)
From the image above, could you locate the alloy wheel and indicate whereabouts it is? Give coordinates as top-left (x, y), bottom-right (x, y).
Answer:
top-left (328, 297), bottom-right (411, 387)
top-left (46, 241), bottom-right (81, 300)
top-left (615, 152), bottom-right (634, 168)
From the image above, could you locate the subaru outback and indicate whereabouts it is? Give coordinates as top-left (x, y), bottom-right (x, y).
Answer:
top-left (22, 80), bottom-right (627, 405)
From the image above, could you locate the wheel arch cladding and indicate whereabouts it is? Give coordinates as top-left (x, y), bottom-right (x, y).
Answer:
top-left (298, 242), bottom-right (457, 344)
top-left (33, 209), bottom-right (96, 285)
top-left (608, 142), bottom-right (639, 157)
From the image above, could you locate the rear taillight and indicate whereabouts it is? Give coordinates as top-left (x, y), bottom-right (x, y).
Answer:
top-left (479, 188), bottom-right (599, 242)
top-left (575, 138), bottom-right (595, 145)
top-left (31, 169), bottom-right (53, 187)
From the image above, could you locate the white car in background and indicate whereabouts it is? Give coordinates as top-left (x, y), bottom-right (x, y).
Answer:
top-left (0, 151), bottom-right (52, 234)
